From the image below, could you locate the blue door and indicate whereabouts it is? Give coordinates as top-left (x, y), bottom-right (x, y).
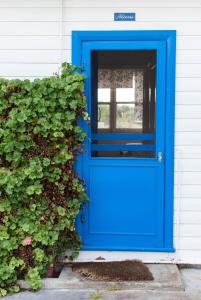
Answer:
top-left (73, 31), bottom-right (176, 251)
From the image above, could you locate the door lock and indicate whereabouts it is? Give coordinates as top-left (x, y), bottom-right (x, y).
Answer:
top-left (158, 152), bottom-right (163, 162)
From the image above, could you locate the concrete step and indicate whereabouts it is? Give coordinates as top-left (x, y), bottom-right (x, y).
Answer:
top-left (18, 264), bottom-right (184, 291)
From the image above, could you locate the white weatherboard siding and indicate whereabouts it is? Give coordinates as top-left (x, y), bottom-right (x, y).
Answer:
top-left (1, 0), bottom-right (201, 264)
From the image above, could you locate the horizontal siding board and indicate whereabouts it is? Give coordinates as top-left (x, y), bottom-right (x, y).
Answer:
top-left (63, 0), bottom-right (201, 8)
top-left (176, 64), bottom-right (201, 78)
top-left (176, 78), bottom-right (201, 92)
top-left (175, 146), bottom-right (201, 159)
top-left (0, 22), bottom-right (60, 36)
top-left (179, 237), bottom-right (201, 249)
top-left (176, 92), bottom-right (201, 105)
top-left (178, 199), bottom-right (201, 212)
top-left (175, 132), bottom-right (201, 146)
top-left (177, 250), bottom-right (201, 263)
top-left (175, 173), bottom-right (201, 185)
top-left (0, 50), bottom-right (61, 63)
top-left (176, 119), bottom-right (201, 132)
top-left (177, 36), bottom-right (201, 50)
top-left (0, 8), bottom-right (59, 21)
top-left (175, 159), bottom-right (201, 172)
top-left (176, 105), bottom-right (201, 119)
top-left (0, 50), bottom-right (70, 64)
top-left (174, 224), bottom-right (201, 237)
top-left (178, 211), bottom-right (201, 224)
top-left (0, 63), bottom-right (59, 77)
top-left (175, 185), bottom-right (201, 198)
top-left (177, 50), bottom-right (201, 64)
top-left (0, 0), bottom-right (59, 8)
top-left (63, 7), bottom-right (201, 22)
top-left (0, 36), bottom-right (63, 49)
top-left (36, 0), bottom-right (201, 14)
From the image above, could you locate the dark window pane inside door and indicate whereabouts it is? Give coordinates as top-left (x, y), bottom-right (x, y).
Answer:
top-left (91, 50), bottom-right (156, 158)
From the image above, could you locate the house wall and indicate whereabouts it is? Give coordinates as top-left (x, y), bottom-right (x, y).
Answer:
top-left (1, 0), bottom-right (201, 264)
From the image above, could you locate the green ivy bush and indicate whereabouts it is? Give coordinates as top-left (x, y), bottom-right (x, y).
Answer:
top-left (0, 63), bottom-right (87, 296)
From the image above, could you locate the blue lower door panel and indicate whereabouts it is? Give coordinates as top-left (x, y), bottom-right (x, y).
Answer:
top-left (82, 164), bottom-right (164, 250)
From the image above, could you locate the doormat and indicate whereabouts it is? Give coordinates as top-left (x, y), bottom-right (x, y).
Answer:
top-left (72, 260), bottom-right (154, 281)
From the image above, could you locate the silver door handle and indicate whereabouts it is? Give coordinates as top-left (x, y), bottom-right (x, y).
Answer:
top-left (158, 152), bottom-right (163, 162)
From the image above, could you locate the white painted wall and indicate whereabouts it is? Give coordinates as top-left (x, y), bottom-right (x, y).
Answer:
top-left (1, 0), bottom-right (201, 264)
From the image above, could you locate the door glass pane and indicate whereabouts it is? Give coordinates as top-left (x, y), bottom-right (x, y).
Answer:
top-left (116, 88), bottom-right (135, 102)
top-left (91, 50), bottom-right (156, 158)
top-left (98, 88), bottom-right (110, 102)
top-left (116, 104), bottom-right (136, 129)
top-left (98, 104), bottom-right (110, 129)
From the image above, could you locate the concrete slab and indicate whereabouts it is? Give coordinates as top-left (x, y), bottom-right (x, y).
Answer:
top-left (102, 290), bottom-right (190, 300)
top-left (180, 268), bottom-right (201, 291)
top-left (19, 264), bottom-right (183, 291)
top-left (3, 289), bottom-right (190, 300)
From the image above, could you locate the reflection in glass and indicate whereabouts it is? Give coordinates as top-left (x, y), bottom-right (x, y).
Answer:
top-left (98, 104), bottom-right (110, 129)
top-left (116, 104), bottom-right (142, 129)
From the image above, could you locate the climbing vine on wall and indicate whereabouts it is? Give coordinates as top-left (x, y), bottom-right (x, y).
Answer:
top-left (0, 63), bottom-right (87, 296)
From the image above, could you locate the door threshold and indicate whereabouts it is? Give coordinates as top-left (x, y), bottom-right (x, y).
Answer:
top-left (64, 250), bottom-right (177, 263)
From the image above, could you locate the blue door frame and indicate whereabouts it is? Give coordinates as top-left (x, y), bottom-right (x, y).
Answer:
top-left (72, 31), bottom-right (176, 252)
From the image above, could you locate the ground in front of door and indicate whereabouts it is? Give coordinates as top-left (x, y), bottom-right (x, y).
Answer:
top-left (3, 264), bottom-right (201, 300)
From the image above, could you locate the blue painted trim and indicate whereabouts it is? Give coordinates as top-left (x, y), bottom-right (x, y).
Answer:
top-left (164, 31), bottom-right (176, 250)
top-left (81, 246), bottom-right (175, 252)
top-left (72, 30), bottom-right (176, 42)
top-left (91, 144), bottom-right (154, 151)
top-left (72, 30), bottom-right (176, 252)
top-left (92, 133), bottom-right (155, 141)
top-left (71, 34), bottom-right (84, 236)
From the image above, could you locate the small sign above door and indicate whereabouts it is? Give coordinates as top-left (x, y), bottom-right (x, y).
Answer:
top-left (114, 13), bottom-right (136, 21)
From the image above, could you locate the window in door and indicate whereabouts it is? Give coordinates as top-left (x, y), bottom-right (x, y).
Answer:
top-left (91, 50), bottom-right (156, 158)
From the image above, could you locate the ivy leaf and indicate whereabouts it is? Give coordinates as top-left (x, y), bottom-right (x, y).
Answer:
top-left (0, 200), bottom-right (11, 212)
top-left (26, 184), bottom-right (43, 195)
top-left (57, 206), bottom-right (66, 216)
top-left (25, 268), bottom-right (42, 290)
